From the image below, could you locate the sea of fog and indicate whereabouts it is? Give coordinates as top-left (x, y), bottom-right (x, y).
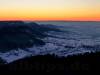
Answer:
top-left (0, 21), bottom-right (100, 63)
top-left (36, 21), bottom-right (100, 38)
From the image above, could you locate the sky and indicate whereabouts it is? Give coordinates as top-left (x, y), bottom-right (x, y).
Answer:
top-left (0, 0), bottom-right (100, 21)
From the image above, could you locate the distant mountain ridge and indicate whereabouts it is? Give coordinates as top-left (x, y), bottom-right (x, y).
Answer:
top-left (0, 21), bottom-right (60, 52)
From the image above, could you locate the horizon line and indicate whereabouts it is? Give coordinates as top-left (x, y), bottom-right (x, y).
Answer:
top-left (0, 20), bottom-right (100, 22)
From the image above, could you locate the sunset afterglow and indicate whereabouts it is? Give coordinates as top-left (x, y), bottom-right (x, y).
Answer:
top-left (0, 0), bottom-right (100, 21)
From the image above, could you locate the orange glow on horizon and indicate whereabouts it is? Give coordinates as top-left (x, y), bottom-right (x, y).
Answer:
top-left (0, 0), bottom-right (100, 21)
top-left (0, 17), bottom-right (100, 21)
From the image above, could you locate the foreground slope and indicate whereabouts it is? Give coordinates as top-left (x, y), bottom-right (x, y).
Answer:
top-left (0, 52), bottom-right (100, 72)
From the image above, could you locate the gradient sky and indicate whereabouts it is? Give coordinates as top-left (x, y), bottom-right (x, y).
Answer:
top-left (0, 0), bottom-right (100, 21)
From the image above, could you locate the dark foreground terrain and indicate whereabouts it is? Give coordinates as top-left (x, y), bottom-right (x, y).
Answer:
top-left (0, 52), bottom-right (100, 73)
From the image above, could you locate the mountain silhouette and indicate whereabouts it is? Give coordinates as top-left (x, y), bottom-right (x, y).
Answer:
top-left (0, 21), bottom-right (60, 52)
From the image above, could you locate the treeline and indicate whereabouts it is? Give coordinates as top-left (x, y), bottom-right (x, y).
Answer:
top-left (0, 52), bottom-right (100, 73)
